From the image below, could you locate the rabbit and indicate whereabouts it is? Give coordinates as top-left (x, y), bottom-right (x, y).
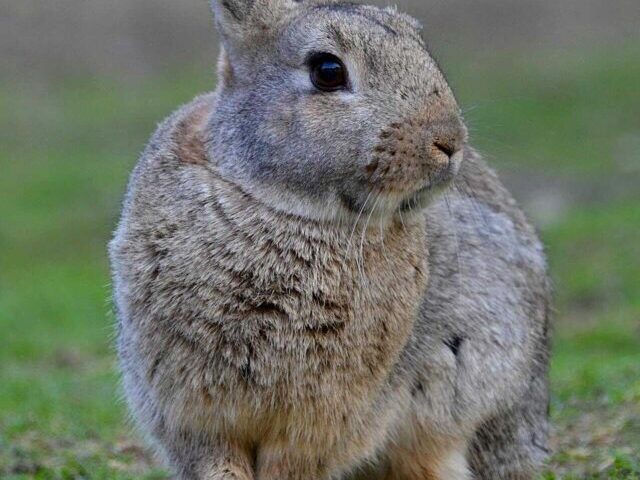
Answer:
top-left (109, 0), bottom-right (552, 479)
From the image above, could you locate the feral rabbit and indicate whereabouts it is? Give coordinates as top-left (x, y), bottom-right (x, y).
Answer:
top-left (110, 0), bottom-right (552, 478)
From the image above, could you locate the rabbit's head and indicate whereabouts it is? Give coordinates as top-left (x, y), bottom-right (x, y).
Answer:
top-left (209, 0), bottom-right (468, 221)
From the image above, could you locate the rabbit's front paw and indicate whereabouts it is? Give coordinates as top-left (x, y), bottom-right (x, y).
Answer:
top-left (197, 457), bottom-right (254, 480)
top-left (256, 449), bottom-right (327, 480)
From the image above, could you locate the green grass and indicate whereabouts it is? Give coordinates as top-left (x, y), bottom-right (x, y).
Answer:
top-left (450, 43), bottom-right (640, 176)
top-left (0, 72), bottom-right (211, 479)
top-left (1, 45), bottom-right (639, 478)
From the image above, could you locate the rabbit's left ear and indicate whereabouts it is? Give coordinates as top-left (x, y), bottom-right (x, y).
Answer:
top-left (211, 0), bottom-right (300, 46)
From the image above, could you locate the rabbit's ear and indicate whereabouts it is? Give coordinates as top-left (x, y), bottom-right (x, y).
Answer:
top-left (211, 0), bottom-right (301, 45)
top-left (211, 0), bottom-right (255, 25)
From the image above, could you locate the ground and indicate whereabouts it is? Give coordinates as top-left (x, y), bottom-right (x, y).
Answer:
top-left (1, 45), bottom-right (638, 479)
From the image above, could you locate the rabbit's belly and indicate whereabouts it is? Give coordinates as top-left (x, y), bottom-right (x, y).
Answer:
top-left (125, 250), bottom-right (427, 468)
top-left (130, 320), bottom-right (410, 470)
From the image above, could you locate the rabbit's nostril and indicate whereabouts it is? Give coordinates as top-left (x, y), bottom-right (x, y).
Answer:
top-left (433, 141), bottom-right (456, 158)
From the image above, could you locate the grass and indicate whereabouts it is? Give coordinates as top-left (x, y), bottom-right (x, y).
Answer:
top-left (543, 204), bottom-right (640, 479)
top-left (1, 44), bottom-right (639, 478)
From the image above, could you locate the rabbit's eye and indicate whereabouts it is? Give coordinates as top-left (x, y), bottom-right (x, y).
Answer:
top-left (308, 53), bottom-right (348, 92)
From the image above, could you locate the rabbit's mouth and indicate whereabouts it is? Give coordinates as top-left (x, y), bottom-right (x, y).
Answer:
top-left (397, 154), bottom-right (460, 213)
top-left (339, 148), bottom-right (462, 219)
top-left (366, 145), bottom-right (464, 214)
top-left (397, 177), bottom-right (452, 213)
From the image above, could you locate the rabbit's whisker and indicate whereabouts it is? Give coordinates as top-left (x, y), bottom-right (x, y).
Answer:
top-left (347, 190), bottom-right (373, 255)
top-left (358, 193), bottom-right (380, 285)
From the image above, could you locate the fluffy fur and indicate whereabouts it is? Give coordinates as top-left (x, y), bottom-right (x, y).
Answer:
top-left (110, 1), bottom-right (551, 479)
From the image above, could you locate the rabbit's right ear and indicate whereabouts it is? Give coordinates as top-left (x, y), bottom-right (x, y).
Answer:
top-left (211, 0), bottom-right (300, 47)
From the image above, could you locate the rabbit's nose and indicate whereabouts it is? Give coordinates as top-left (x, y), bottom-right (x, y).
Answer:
top-left (366, 112), bottom-right (467, 195)
top-left (433, 140), bottom-right (457, 158)
top-left (424, 118), bottom-right (466, 173)
top-left (430, 120), bottom-right (466, 160)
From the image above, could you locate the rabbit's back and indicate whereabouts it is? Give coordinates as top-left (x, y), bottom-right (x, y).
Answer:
top-left (408, 151), bottom-right (549, 422)
top-left (378, 152), bottom-right (551, 477)
top-left (343, 154), bottom-right (551, 479)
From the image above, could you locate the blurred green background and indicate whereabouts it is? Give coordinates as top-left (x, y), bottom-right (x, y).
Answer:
top-left (1, 1), bottom-right (639, 478)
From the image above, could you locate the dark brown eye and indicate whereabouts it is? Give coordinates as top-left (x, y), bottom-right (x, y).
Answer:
top-left (309, 53), bottom-right (348, 92)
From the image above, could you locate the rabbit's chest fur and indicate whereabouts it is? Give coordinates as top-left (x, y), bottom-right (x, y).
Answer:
top-left (112, 98), bottom-right (428, 455)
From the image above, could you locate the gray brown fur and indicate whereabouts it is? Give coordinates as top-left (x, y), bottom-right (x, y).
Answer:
top-left (110, 1), bottom-right (551, 479)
